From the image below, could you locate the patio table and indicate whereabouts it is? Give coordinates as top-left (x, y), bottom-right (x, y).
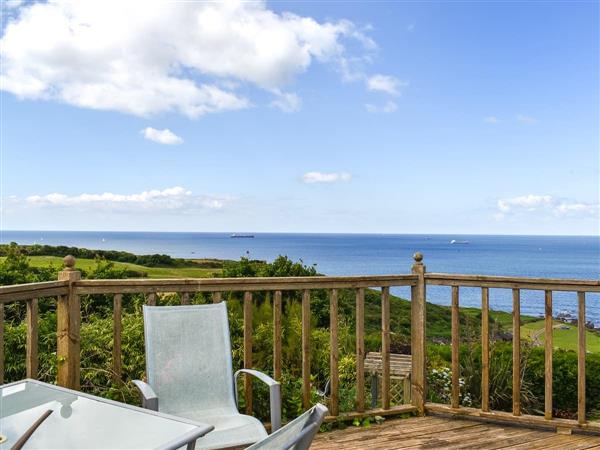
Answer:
top-left (0, 379), bottom-right (213, 450)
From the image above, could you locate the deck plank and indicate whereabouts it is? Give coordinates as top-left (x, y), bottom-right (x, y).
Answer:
top-left (311, 415), bottom-right (600, 449)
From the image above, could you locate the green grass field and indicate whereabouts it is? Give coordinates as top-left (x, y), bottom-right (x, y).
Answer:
top-left (522, 319), bottom-right (600, 353)
top-left (0, 255), bottom-right (220, 278)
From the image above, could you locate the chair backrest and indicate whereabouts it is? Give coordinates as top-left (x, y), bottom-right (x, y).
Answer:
top-left (143, 303), bottom-right (237, 416)
top-left (245, 404), bottom-right (328, 450)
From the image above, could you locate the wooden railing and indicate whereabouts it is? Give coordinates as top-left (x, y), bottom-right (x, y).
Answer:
top-left (0, 253), bottom-right (598, 432)
top-left (424, 271), bottom-right (600, 432)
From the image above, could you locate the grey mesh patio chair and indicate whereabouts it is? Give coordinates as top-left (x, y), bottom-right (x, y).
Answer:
top-left (245, 403), bottom-right (328, 450)
top-left (133, 303), bottom-right (281, 450)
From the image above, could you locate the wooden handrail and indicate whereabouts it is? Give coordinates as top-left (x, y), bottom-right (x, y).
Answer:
top-left (425, 273), bottom-right (600, 291)
top-left (72, 275), bottom-right (417, 295)
top-left (0, 280), bottom-right (68, 303)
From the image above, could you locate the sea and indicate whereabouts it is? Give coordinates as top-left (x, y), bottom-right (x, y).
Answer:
top-left (2, 231), bottom-right (599, 326)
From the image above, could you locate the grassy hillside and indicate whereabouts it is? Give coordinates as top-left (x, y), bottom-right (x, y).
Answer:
top-left (0, 255), bottom-right (220, 278)
top-left (522, 319), bottom-right (600, 353)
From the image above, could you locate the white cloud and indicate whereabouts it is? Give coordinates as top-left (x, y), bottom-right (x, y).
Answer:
top-left (365, 74), bottom-right (407, 96)
top-left (496, 194), bottom-right (598, 218)
top-left (270, 91), bottom-right (302, 113)
top-left (0, 1), bottom-right (375, 117)
top-left (142, 127), bottom-right (183, 145)
top-left (302, 172), bottom-right (352, 183)
top-left (3, 0), bottom-right (23, 9)
top-left (554, 202), bottom-right (599, 216)
top-left (483, 116), bottom-right (499, 124)
top-left (365, 101), bottom-right (398, 114)
top-left (497, 194), bottom-right (553, 212)
top-left (23, 187), bottom-right (231, 211)
top-left (516, 114), bottom-right (538, 124)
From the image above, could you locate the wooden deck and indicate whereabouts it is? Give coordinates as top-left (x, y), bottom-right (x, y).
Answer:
top-left (311, 416), bottom-right (600, 449)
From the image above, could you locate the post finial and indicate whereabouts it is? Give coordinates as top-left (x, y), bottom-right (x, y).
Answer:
top-left (63, 255), bottom-right (76, 270)
top-left (413, 252), bottom-right (423, 263)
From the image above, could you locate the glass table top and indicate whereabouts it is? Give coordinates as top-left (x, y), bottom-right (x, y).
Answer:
top-left (0, 380), bottom-right (212, 449)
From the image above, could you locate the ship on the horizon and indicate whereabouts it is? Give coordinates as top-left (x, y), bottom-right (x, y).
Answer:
top-left (230, 234), bottom-right (255, 238)
top-left (450, 239), bottom-right (469, 245)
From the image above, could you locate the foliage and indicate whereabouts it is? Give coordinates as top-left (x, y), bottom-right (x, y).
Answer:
top-left (0, 243), bottom-right (56, 285)
top-left (0, 242), bottom-right (224, 268)
top-left (426, 340), bottom-right (600, 419)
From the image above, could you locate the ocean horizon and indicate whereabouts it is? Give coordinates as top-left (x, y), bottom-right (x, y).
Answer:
top-left (2, 230), bottom-right (599, 325)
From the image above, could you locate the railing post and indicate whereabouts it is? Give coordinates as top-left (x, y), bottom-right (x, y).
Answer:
top-left (411, 252), bottom-right (427, 415)
top-left (57, 255), bottom-right (81, 390)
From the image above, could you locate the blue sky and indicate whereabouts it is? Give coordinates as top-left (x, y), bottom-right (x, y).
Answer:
top-left (1, 1), bottom-right (598, 235)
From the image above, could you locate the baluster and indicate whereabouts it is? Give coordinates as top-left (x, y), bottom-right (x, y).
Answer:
top-left (578, 292), bottom-right (586, 425)
top-left (181, 292), bottom-right (190, 305)
top-left (356, 288), bottom-right (365, 412)
top-left (26, 298), bottom-right (39, 379)
top-left (382, 286), bottom-right (391, 409)
top-left (113, 294), bottom-right (122, 382)
top-left (243, 291), bottom-right (253, 414)
top-left (512, 288), bottom-right (521, 416)
top-left (302, 289), bottom-right (311, 410)
top-left (146, 292), bottom-right (156, 306)
top-left (273, 290), bottom-right (282, 381)
top-left (212, 292), bottom-right (222, 304)
top-left (329, 289), bottom-right (339, 416)
top-left (544, 290), bottom-right (553, 420)
top-left (451, 286), bottom-right (460, 409)
top-left (481, 287), bottom-right (490, 412)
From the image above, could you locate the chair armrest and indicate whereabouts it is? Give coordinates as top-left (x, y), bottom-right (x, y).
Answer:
top-left (132, 380), bottom-right (159, 411)
top-left (234, 369), bottom-right (281, 432)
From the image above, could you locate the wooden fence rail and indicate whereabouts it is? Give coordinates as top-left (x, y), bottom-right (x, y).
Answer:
top-left (424, 269), bottom-right (599, 433)
top-left (0, 253), bottom-right (598, 433)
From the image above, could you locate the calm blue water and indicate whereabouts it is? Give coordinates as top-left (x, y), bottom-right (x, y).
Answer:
top-left (2, 231), bottom-right (599, 325)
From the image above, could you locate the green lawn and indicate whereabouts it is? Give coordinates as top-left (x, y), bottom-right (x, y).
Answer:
top-left (521, 319), bottom-right (600, 353)
top-left (0, 255), bottom-right (220, 278)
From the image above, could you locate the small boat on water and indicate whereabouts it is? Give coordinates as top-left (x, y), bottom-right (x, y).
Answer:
top-left (450, 239), bottom-right (469, 245)
top-left (231, 234), bottom-right (255, 238)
